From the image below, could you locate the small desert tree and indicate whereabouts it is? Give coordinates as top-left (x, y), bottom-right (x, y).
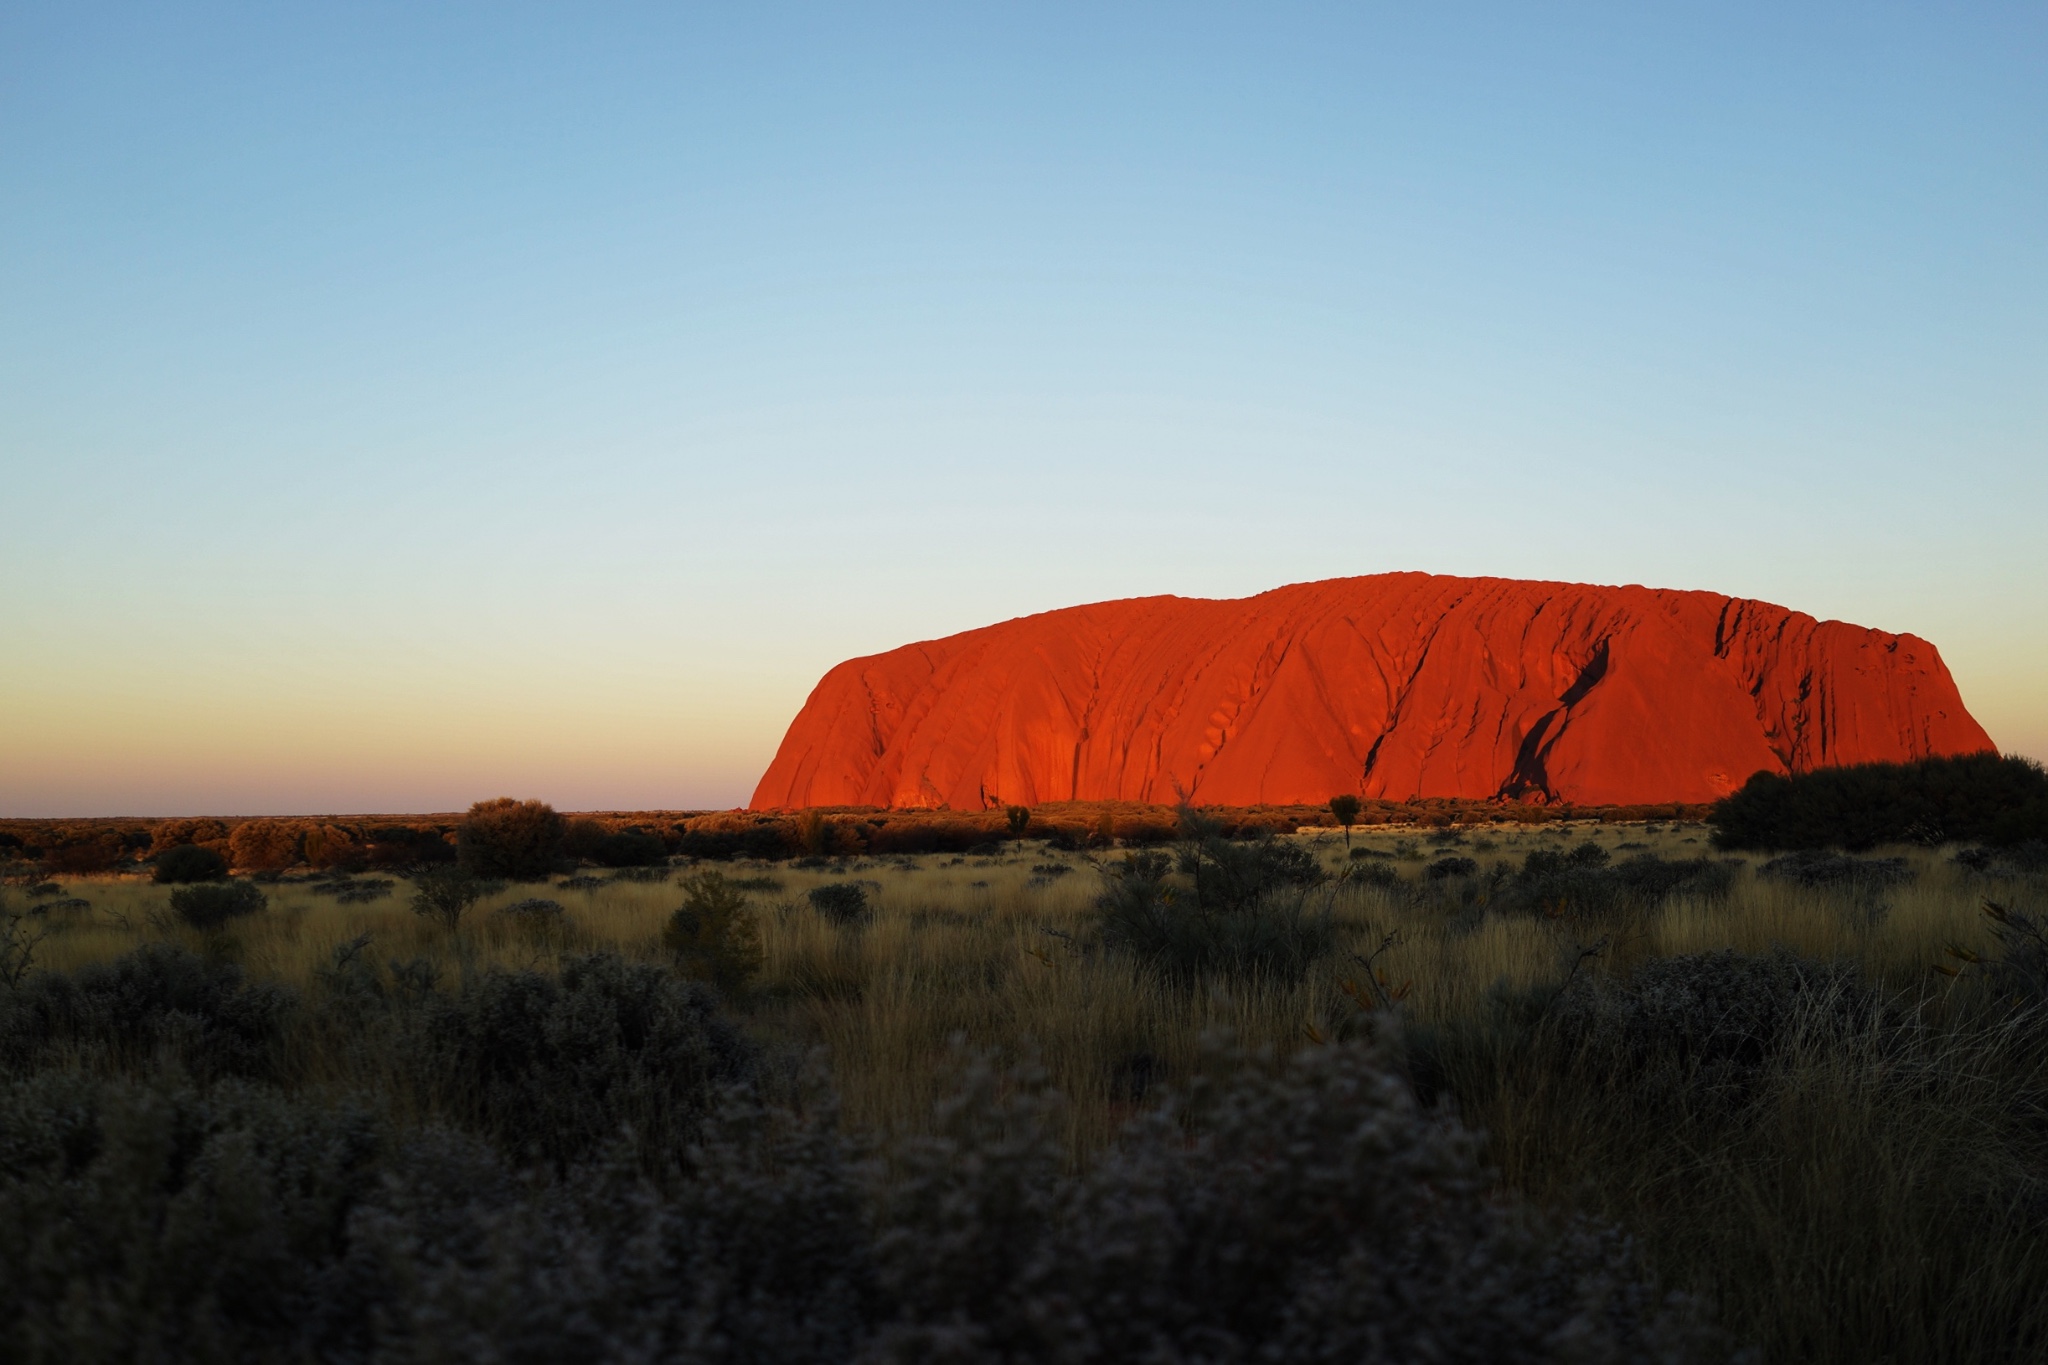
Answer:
top-left (410, 865), bottom-right (495, 932)
top-left (1006, 805), bottom-right (1031, 838)
top-left (664, 871), bottom-right (764, 993)
top-left (1329, 793), bottom-right (1362, 847)
top-left (457, 798), bottom-right (564, 879)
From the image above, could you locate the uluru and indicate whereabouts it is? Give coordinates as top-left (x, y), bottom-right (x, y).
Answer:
top-left (750, 574), bottom-right (1994, 810)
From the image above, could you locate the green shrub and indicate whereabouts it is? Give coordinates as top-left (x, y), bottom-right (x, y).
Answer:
top-left (1710, 752), bottom-right (2048, 851)
top-left (663, 871), bottom-right (764, 993)
top-left (151, 842), bottom-right (228, 884)
top-left (456, 797), bottom-right (564, 879)
top-left (169, 878), bottom-right (267, 930)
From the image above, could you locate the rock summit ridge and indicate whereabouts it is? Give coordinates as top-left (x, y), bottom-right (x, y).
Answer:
top-left (750, 573), bottom-right (1993, 809)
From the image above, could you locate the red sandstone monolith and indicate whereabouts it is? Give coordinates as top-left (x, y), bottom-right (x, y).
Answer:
top-left (750, 574), bottom-right (1993, 809)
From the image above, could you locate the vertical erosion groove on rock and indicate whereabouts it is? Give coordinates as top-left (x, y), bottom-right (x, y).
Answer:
top-left (751, 573), bottom-right (1993, 809)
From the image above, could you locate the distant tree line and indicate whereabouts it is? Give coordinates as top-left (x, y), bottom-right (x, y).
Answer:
top-left (1710, 752), bottom-right (2048, 851)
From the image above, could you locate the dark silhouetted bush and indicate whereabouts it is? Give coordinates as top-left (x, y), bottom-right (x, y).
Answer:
top-left (563, 819), bottom-right (669, 867)
top-left (152, 842), bottom-right (228, 884)
top-left (591, 829), bottom-right (666, 867)
top-left (808, 882), bottom-right (871, 925)
top-left (1711, 752), bottom-right (2048, 851)
top-left (1006, 804), bottom-right (1031, 837)
top-left (169, 879), bottom-right (267, 930)
top-left (456, 797), bottom-right (564, 879)
top-left (1425, 855), bottom-right (1479, 880)
top-left (1328, 792), bottom-right (1361, 845)
top-left (362, 824), bottom-right (456, 870)
top-left (677, 822), bottom-right (793, 861)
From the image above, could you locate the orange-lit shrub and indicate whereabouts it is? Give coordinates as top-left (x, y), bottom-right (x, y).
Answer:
top-left (229, 819), bottom-right (305, 872)
top-left (302, 824), bottom-right (362, 871)
top-left (457, 798), bottom-right (564, 880)
top-left (148, 818), bottom-right (230, 855)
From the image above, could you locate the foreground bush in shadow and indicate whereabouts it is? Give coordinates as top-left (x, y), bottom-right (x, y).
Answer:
top-left (0, 969), bottom-right (1729, 1363)
top-left (1416, 946), bottom-right (2048, 1365)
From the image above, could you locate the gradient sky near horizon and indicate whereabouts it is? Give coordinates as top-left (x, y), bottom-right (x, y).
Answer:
top-left (3, 3), bottom-right (2043, 817)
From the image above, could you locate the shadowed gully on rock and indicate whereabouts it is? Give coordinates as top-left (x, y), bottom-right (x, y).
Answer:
top-left (753, 573), bottom-right (1991, 809)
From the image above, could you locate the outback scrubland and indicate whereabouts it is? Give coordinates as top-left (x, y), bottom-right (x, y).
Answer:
top-left (5, 757), bottom-right (2048, 1363)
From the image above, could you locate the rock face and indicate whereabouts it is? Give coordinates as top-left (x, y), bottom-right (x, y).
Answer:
top-left (750, 574), bottom-right (1994, 809)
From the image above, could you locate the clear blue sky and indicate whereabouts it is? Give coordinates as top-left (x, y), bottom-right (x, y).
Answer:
top-left (2, 3), bottom-right (2042, 815)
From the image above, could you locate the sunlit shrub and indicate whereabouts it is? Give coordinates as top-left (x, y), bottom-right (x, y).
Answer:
top-left (456, 798), bottom-right (564, 880)
top-left (228, 818), bottom-right (304, 872)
